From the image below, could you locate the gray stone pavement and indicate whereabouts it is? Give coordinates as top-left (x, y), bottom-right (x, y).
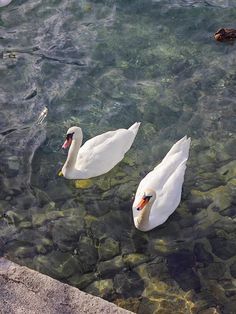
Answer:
top-left (0, 258), bottom-right (134, 314)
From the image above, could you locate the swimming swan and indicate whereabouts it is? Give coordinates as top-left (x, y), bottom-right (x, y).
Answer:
top-left (61, 122), bottom-right (141, 179)
top-left (132, 136), bottom-right (191, 231)
top-left (0, 0), bottom-right (12, 7)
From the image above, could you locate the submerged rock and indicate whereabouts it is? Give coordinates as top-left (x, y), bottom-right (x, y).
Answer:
top-left (97, 255), bottom-right (124, 277)
top-left (230, 261), bottom-right (236, 278)
top-left (218, 160), bottom-right (236, 182)
top-left (131, 232), bottom-right (149, 254)
top-left (138, 298), bottom-right (159, 314)
top-left (76, 235), bottom-right (98, 272)
top-left (98, 237), bottom-right (120, 261)
top-left (123, 253), bottom-right (149, 268)
top-left (46, 181), bottom-right (74, 202)
top-left (208, 236), bottom-right (236, 260)
top-left (85, 279), bottom-right (114, 299)
top-left (32, 210), bottom-right (64, 227)
top-left (68, 272), bottom-right (96, 289)
top-left (190, 186), bottom-right (232, 212)
top-left (219, 205), bottom-right (236, 218)
top-left (7, 156), bottom-right (20, 171)
top-left (51, 215), bottom-right (85, 251)
top-left (200, 263), bottom-right (227, 280)
top-left (120, 238), bottom-right (136, 255)
top-left (114, 271), bottom-right (144, 298)
top-left (193, 242), bottom-right (213, 265)
top-left (36, 238), bottom-right (53, 254)
top-left (114, 297), bottom-right (141, 313)
top-left (18, 221), bottom-right (32, 229)
top-left (135, 258), bottom-right (170, 282)
top-left (90, 210), bottom-right (131, 240)
top-left (167, 249), bottom-right (201, 292)
top-left (14, 245), bottom-right (35, 259)
top-left (4, 210), bottom-right (27, 225)
top-left (34, 251), bottom-right (83, 279)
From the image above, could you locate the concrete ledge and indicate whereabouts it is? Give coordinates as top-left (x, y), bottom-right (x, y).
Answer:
top-left (0, 258), bottom-right (134, 314)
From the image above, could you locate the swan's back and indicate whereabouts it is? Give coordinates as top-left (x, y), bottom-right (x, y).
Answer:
top-left (148, 159), bottom-right (188, 230)
top-left (75, 122), bottom-right (140, 178)
top-left (134, 136), bottom-right (190, 211)
top-left (162, 136), bottom-right (190, 162)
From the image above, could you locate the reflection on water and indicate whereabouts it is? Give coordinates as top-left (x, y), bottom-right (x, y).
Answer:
top-left (0, 1), bottom-right (236, 313)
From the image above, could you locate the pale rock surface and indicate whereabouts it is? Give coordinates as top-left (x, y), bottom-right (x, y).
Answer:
top-left (0, 258), bottom-right (134, 314)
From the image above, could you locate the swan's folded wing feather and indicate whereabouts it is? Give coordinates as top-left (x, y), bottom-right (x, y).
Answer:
top-left (147, 163), bottom-right (187, 230)
top-left (75, 129), bottom-right (135, 176)
top-left (79, 129), bottom-right (125, 153)
top-left (150, 159), bottom-right (187, 224)
top-left (161, 160), bottom-right (186, 204)
top-left (136, 150), bottom-right (188, 199)
top-left (159, 136), bottom-right (190, 165)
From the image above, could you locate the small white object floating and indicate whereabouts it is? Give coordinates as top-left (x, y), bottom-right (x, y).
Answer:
top-left (132, 136), bottom-right (191, 231)
top-left (61, 122), bottom-right (141, 179)
top-left (36, 107), bottom-right (48, 125)
top-left (0, 0), bottom-right (12, 8)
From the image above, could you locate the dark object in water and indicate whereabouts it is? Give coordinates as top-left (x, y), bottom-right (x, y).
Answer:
top-left (214, 28), bottom-right (236, 42)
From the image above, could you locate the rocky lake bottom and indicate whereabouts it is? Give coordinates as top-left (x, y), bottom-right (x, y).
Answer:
top-left (0, 1), bottom-right (236, 313)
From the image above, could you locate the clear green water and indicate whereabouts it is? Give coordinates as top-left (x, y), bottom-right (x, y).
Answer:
top-left (0, 1), bottom-right (236, 313)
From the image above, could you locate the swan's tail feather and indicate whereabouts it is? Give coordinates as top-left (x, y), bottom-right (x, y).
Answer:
top-left (164, 135), bottom-right (191, 160)
top-left (128, 122), bottom-right (141, 136)
top-left (123, 122), bottom-right (141, 152)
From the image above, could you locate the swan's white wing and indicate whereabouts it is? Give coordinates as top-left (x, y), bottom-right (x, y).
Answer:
top-left (75, 127), bottom-right (139, 178)
top-left (160, 136), bottom-right (190, 163)
top-left (77, 122), bottom-right (140, 159)
top-left (148, 159), bottom-right (187, 229)
top-left (79, 129), bottom-right (122, 153)
top-left (135, 137), bottom-right (190, 202)
top-left (137, 152), bottom-right (185, 192)
top-left (133, 152), bottom-right (186, 216)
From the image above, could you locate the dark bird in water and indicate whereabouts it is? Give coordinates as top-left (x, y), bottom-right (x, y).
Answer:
top-left (214, 28), bottom-right (236, 42)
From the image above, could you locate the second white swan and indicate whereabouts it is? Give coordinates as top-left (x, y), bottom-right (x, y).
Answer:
top-left (61, 122), bottom-right (140, 179)
top-left (0, 0), bottom-right (12, 7)
top-left (132, 136), bottom-right (191, 231)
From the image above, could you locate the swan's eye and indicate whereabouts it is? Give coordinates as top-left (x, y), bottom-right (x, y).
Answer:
top-left (143, 195), bottom-right (152, 201)
top-left (66, 132), bottom-right (74, 140)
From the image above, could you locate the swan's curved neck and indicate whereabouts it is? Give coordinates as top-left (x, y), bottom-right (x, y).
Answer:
top-left (64, 135), bottom-right (82, 171)
top-left (135, 202), bottom-right (152, 231)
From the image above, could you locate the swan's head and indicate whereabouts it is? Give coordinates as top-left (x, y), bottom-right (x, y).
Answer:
top-left (135, 189), bottom-right (156, 211)
top-left (62, 126), bottom-right (82, 149)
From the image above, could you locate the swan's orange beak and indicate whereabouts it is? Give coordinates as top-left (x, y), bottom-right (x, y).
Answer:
top-left (136, 197), bottom-right (149, 211)
top-left (62, 138), bottom-right (72, 149)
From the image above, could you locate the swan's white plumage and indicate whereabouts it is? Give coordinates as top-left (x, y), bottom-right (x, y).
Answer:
top-left (0, 0), bottom-right (12, 7)
top-left (132, 136), bottom-right (191, 231)
top-left (62, 122), bottom-right (140, 179)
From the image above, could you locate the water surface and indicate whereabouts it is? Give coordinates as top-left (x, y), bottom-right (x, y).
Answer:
top-left (0, 1), bottom-right (236, 313)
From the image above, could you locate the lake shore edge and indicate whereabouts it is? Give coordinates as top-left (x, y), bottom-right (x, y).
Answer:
top-left (0, 257), bottom-right (134, 314)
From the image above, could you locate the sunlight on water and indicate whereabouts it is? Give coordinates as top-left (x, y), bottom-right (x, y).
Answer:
top-left (0, 1), bottom-right (236, 313)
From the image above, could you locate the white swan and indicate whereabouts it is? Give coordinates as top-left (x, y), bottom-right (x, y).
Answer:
top-left (61, 122), bottom-right (141, 179)
top-left (0, 0), bottom-right (12, 7)
top-left (132, 136), bottom-right (191, 231)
